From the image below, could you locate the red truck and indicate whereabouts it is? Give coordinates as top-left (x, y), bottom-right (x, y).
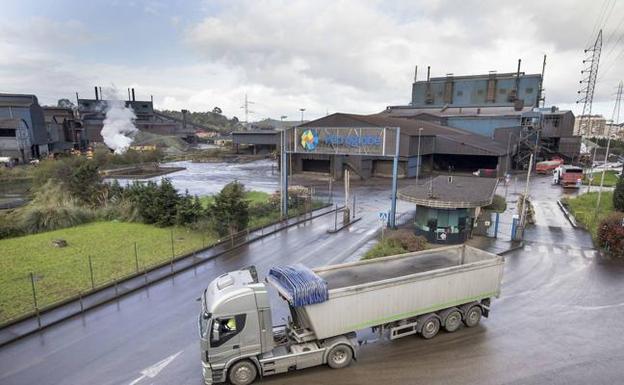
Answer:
top-left (553, 165), bottom-right (583, 189)
top-left (536, 157), bottom-right (564, 174)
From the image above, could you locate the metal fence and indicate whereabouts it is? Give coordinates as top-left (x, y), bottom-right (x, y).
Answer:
top-left (0, 204), bottom-right (334, 329)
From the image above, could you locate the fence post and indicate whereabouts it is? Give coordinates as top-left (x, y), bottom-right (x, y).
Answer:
top-left (30, 272), bottom-right (41, 328)
top-left (88, 256), bottom-right (95, 290)
top-left (334, 204), bottom-right (338, 231)
top-left (170, 229), bottom-right (175, 273)
top-left (202, 234), bottom-right (205, 248)
top-left (79, 291), bottom-right (84, 313)
top-left (134, 242), bottom-right (139, 273)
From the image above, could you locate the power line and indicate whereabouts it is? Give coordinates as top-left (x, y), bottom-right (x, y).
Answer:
top-left (577, 30), bottom-right (603, 136)
top-left (587, 0), bottom-right (612, 47)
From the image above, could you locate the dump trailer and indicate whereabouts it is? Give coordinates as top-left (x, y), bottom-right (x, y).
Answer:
top-left (553, 165), bottom-right (583, 188)
top-left (198, 245), bottom-right (504, 385)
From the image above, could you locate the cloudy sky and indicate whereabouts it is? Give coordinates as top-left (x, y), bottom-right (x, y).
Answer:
top-left (1, 0), bottom-right (623, 122)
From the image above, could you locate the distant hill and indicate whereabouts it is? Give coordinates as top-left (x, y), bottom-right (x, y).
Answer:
top-left (156, 110), bottom-right (244, 133)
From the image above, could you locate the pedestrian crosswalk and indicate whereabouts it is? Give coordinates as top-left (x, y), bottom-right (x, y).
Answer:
top-left (523, 243), bottom-right (598, 259)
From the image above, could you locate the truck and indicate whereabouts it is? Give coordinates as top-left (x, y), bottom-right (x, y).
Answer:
top-left (536, 157), bottom-right (563, 174)
top-left (552, 165), bottom-right (583, 188)
top-left (198, 245), bottom-right (504, 385)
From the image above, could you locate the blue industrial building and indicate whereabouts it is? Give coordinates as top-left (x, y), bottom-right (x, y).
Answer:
top-left (385, 64), bottom-right (581, 167)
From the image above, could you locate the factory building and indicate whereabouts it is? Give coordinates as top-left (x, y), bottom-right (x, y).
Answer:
top-left (385, 63), bottom-right (581, 167)
top-left (43, 107), bottom-right (85, 153)
top-left (290, 113), bottom-right (509, 180)
top-left (77, 87), bottom-right (197, 143)
top-left (0, 93), bottom-right (49, 161)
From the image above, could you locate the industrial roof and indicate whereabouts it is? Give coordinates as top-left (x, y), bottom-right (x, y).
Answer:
top-left (398, 175), bottom-right (498, 209)
top-left (0, 118), bottom-right (24, 129)
top-left (299, 112), bottom-right (508, 156)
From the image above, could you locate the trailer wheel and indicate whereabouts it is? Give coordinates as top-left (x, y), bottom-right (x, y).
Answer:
top-left (228, 360), bottom-right (257, 385)
top-left (463, 306), bottom-right (482, 328)
top-left (327, 344), bottom-right (353, 369)
top-left (420, 316), bottom-right (440, 339)
top-left (443, 309), bottom-right (462, 333)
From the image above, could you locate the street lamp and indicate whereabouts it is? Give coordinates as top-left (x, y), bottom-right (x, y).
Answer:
top-left (299, 108), bottom-right (306, 123)
top-left (416, 127), bottom-right (423, 181)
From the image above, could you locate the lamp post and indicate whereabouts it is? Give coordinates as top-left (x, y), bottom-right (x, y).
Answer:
top-left (416, 127), bottom-right (423, 181)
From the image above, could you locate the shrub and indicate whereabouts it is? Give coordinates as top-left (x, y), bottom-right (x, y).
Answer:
top-left (385, 229), bottom-right (428, 252)
top-left (614, 175), bottom-right (624, 212)
top-left (209, 181), bottom-right (249, 236)
top-left (484, 194), bottom-right (507, 213)
top-left (362, 238), bottom-right (406, 260)
top-left (597, 212), bottom-right (624, 257)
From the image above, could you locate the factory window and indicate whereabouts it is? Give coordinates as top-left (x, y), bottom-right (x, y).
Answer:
top-left (142, 104), bottom-right (148, 108)
top-left (526, 87), bottom-right (534, 94)
top-left (0, 128), bottom-right (16, 137)
top-left (477, 89), bottom-right (484, 95)
top-left (457, 91), bottom-right (463, 96)
top-left (498, 88), bottom-right (507, 94)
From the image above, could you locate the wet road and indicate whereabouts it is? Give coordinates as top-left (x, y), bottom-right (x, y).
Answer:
top-left (2, 171), bottom-right (624, 385)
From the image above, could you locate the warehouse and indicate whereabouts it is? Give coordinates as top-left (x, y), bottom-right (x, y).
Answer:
top-left (289, 113), bottom-right (509, 180)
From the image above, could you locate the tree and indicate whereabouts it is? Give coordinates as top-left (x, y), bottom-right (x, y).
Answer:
top-left (155, 179), bottom-right (180, 226)
top-left (597, 212), bottom-right (624, 257)
top-left (212, 107), bottom-right (222, 114)
top-left (176, 191), bottom-right (205, 225)
top-left (68, 161), bottom-right (104, 206)
top-left (209, 181), bottom-right (249, 236)
top-left (614, 175), bottom-right (624, 211)
top-left (57, 98), bottom-right (75, 109)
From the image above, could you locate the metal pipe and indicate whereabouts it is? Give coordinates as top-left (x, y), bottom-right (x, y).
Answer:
top-left (426, 66), bottom-right (431, 82)
top-left (389, 127), bottom-right (401, 228)
top-left (94, 86), bottom-right (99, 100)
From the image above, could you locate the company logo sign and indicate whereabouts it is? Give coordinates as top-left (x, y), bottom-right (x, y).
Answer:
top-left (324, 134), bottom-right (382, 147)
top-left (300, 129), bottom-right (319, 151)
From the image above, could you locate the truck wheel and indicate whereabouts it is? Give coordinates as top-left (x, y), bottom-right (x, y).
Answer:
top-left (228, 360), bottom-right (257, 385)
top-left (420, 317), bottom-right (440, 339)
top-left (443, 309), bottom-right (462, 333)
top-left (463, 306), bottom-right (482, 328)
top-left (327, 344), bottom-right (353, 369)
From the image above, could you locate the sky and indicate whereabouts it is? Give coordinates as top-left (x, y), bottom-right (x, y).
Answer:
top-left (1, 0), bottom-right (623, 122)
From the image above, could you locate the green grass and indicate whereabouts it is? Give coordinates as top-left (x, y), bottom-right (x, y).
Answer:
top-left (199, 190), bottom-right (271, 208)
top-left (582, 170), bottom-right (620, 187)
top-left (0, 221), bottom-right (216, 324)
top-left (563, 191), bottom-right (614, 239)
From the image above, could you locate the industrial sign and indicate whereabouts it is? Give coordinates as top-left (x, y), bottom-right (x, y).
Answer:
top-left (292, 127), bottom-right (397, 156)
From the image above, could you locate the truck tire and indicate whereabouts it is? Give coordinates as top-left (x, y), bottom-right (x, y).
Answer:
top-left (443, 309), bottom-right (462, 333)
top-left (327, 344), bottom-right (353, 369)
top-left (463, 306), bottom-right (482, 328)
top-left (228, 360), bottom-right (257, 385)
top-left (420, 316), bottom-right (440, 339)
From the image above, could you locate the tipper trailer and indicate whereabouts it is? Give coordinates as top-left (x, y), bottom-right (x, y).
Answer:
top-left (198, 245), bottom-right (504, 385)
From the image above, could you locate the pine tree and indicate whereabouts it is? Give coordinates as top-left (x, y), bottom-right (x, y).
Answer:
top-left (210, 181), bottom-right (249, 236)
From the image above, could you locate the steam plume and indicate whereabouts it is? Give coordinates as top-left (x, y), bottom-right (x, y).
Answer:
top-left (101, 88), bottom-right (138, 154)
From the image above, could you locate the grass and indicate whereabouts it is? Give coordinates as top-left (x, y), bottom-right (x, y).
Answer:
top-left (582, 170), bottom-right (620, 187)
top-left (0, 221), bottom-right (217, 324)
top-left (562, 191), bottom-right (614, 239)
top-left (199, 190), bottom-right (271, 208)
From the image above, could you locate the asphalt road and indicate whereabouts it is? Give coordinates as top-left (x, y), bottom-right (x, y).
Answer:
top-left (2, 171), bottom-right (623, 385)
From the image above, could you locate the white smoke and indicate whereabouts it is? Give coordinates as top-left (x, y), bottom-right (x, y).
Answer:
top-left (101, 88), bottom-right (138, 154)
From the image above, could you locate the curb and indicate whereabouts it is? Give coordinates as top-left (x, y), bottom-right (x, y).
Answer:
top-left (0, 205), bottom-right (339, 348)
top-left (556, 199), bottom-right (580, 228)
top-left (497, 241), bottom-right (525, 255)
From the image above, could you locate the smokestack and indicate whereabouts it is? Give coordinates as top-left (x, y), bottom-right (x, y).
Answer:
top-left (75, 92), bottom-right (79, 106)
top-left (99, 87), bottom-right (102, 100)
top-left (132, 88), bottom-right (136, 102)
top-left (150, 95), bottom-right (153, 103)
top-left (127, 88), bottom-right (131, 101)
top-left (516, 59), bottom-right (521, 79)
top-left (427, 66), bottom-right (431, 82)
top-left (414, 65), bottom-right (418, 83)
top-left (94, 86), bottom-right (99, 100)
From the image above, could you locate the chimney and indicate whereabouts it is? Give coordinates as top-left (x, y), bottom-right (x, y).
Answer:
top-left (414, 65), bottom-right (418, 83)
top-left (131, 88), bottom-right (136, 102)
top-left (128, 88), bottom-right (131, 101)
top-left (94, 86), bottom-right (99, 100)
top-left (426, 66), bottom-right (431, 82)
top-left (99, 86), bottom-right (102, 100)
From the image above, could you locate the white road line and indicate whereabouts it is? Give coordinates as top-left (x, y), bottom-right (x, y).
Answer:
top-left (552, 247), bottom-right (562, 255)
top-left (128, 350), bottom-right (182, 385)
top-left (568, 248), bottom-right (581, 257)
top-left (582, 249), bottom-right (597, 259)
top-left (538, 245), bottom-right (548, 253)
top-left (524, 245), bottom-right (533, 252)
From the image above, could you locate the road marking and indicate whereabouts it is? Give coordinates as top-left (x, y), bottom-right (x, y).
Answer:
top-left (129, 350), bottom-right (182, 385)
top-left (552, 247), bottom-right (561, 255)
top-left (568, 248), bottom-right (581, 257)
top-left (582, 249), bottom-right (597, 259)
top-left (538, 245), bottom-right (548, 253)
top-left (524, 245), bottom-right (532, 251)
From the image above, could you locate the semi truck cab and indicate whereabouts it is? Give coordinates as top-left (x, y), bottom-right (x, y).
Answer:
top-left (199, 267), bottom-right (356, 385)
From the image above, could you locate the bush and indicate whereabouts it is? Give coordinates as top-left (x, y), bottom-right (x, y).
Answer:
top-left (209, 181), bottom-right (249, 236)
top-left (597, 212), bottom-right (624, 257)
top-left (614, 176), bottom-right (624, 212)
top-left (484, 194), bottom-right (507, 213)
top-left (385, 229), bottom-right (428, 252)
top-left (362, 238), bottom-right (406, 260)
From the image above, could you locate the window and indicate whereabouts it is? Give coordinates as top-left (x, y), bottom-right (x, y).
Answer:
top-left (210, 314), bottom-right (246, 347)
top-left (526, 87), bottom-right (534, 94)
top-left (0, 128), bottom-right (16, 137)
top-left (477, 89), bottom-right (484, 95)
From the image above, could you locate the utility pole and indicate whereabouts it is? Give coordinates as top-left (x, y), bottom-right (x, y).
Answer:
top-left (577, 30), bottom-right (602, 137)
top-left (596, 81), bottom-right (623, 214)
top-left (416, 128), bottom-right (423, 181)
top-left (241, 93), bottom-right (255, 128)
top-left (519, 153), bottom-right (533, 229)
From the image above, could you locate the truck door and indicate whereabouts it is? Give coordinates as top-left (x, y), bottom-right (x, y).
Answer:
top-left (209, 314), bottom-right (246, 366)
